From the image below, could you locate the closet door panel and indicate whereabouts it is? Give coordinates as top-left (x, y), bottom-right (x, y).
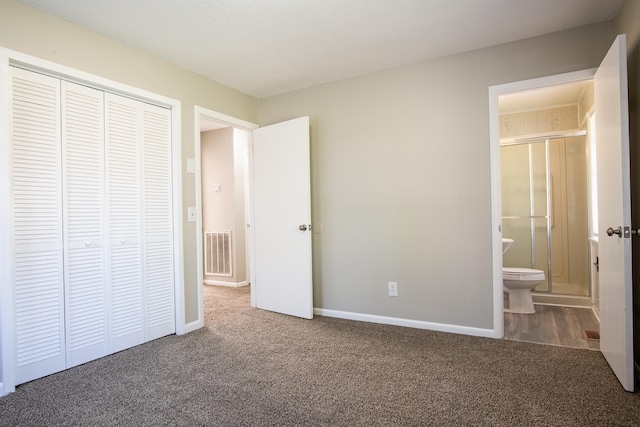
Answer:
top-left (142, 105), bottom-right (175, 339)
top-left (10, 67), bottom-right (66, 384)
top-left (61, 81), bottom-right (108, 367)
top-left (105, 94), bottom-right (144, 352)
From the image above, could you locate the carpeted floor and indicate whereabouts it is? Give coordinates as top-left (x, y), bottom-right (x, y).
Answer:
top-left (1, 285), bottom-right (639, 426)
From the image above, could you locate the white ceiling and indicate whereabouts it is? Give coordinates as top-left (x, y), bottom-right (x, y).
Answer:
top-left (20, 0), bottom-right (621, 99)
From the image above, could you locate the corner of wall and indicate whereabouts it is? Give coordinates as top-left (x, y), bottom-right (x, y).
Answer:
top-left (615, 0), bottom-right (640, 53)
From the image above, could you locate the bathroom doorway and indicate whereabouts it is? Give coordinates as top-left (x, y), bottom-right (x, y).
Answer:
top-left (491, 72), bottom-right (602, 349)
top-left (497, 79), bottom-right (598, 308)
top-left (491, 37), bottom-right (634, 390)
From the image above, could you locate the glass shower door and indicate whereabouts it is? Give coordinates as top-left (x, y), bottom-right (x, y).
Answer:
top-left (501, 141), bottom-right (550, 291)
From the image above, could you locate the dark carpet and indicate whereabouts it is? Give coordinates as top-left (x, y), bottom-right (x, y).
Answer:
top-left (1, 285), bottom-right (639, 426)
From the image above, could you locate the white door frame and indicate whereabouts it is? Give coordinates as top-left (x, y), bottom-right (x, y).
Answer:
top-left (0, 48), bottom-right (184, 396)
top-left (488, 68), bottom-right (596, 337)
top-left (193, 106), bottom-right (259, 331)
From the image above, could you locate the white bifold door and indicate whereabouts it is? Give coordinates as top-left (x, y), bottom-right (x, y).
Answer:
top-left (8, 67), bottom-right (175, 386)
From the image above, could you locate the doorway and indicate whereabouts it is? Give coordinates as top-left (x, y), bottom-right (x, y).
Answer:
top-left (193, 110), bottom-right (313, 325)
top-left (488, 69), bottom-right (598, 337)
top-left (194, 107), bottom-right (259, 323)
top-left (497, 81), bottom-right (599, 349)
top-left (200, 123), bottom-right (250, 287)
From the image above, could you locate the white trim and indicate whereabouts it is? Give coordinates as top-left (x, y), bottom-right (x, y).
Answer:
top-left (194, 117), bottom-right (205, 333)
top-left (488, 68), bottom-right (597, 340)
top-left (315, 309), bottom-right (497, 338)
top-left (183, 319), bottom-right (204, 334)
top-left (194, 106), bottom-right (259, 328)
top-left (0, 49), bottom-right (16, 396)
top-left (0, 47), bottom-right (184, 394)
top-left (204, 280), bottom-right (249, 288)
top-left (171, 101), bottom-right (185, 336)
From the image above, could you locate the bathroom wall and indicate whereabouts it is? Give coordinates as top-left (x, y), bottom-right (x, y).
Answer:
top-left (549, 136), bottom-right (589, 294)
top-left (201, 128), bottom-right (247, 285)
top-left (259, 22), bottom-right (616, 330)
top-left (579, 81), bottom-right (595, 124)
top-left (500, 105), bottom-right (579, 138)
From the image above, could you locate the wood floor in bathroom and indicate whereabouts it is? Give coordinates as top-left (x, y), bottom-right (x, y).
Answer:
top-left (504, 304), bottom-right (600, 350)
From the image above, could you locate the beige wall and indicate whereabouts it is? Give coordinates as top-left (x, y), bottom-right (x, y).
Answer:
top-left (259, 22), bottom-right (616, 329)
top-left (0, 0), bottom-right (259, 337)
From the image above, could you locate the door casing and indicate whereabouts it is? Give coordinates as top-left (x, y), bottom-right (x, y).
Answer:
top-left (193, 106), bottom-right (259, 333)
top-left (488, 68), bottom-right (597, 337)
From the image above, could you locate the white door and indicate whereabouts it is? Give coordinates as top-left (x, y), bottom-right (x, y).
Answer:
top-left (9, 67), bottom-right (66, 384)
top-left (141, 103), bottom-right (176, 340)
top-left (595, 34), bottom-right (634, 392)
top-left (61, 81), bottom-right (109, 367)
top-left (105, 93), bottom-right (144, 352)
top-left (252, 116), bottom-right (313, 319)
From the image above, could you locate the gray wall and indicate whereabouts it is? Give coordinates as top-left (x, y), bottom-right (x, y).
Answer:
top-left (259, 22), bottom-right (616, 330)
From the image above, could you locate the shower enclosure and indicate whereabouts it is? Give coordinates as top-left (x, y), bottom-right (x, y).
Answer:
top-left (501, 136), bottom-right (589, 296)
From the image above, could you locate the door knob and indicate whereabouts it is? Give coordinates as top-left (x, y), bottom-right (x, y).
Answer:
top-left (606, 226), bottom-right (622, 237)
top-left (299, 224), bottom-right (307, 231)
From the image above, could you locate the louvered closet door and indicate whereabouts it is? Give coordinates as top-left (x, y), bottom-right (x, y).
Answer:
top-left (142, 105), bottom-right (175, 339)
top-left (9, 67), bottom-right (66, 384)
top-left (105, 94), bottom-right (144, 352)
top-left (61, 81), bottom-right (108, 367)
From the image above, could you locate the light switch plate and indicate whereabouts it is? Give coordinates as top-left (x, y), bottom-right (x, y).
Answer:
top-left (187, 158), bottom-right (196, 174)
top-left (187, 207), bottom-right (197, 222)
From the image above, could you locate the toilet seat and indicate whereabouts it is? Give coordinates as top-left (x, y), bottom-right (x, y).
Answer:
top-left (503, 267), bottom-right (545, 281)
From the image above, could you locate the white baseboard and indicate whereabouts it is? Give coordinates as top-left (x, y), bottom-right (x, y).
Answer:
top-left (204, 280), bottom-right (249, 288)
top-left (314, 308), bottom-right (498, 338)
top-left (0, 382), bottom-right (12, 397)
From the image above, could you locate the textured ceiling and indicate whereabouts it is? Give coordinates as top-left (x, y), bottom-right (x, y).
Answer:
top-left (20, 0), bottom-right (621, 98)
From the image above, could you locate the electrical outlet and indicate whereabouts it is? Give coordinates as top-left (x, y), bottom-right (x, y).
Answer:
top-left (388, 281), bottom-right (398, 297)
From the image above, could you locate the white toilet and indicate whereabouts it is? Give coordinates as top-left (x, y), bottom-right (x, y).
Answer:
top-left (502, 238), bottom-right (545, 314)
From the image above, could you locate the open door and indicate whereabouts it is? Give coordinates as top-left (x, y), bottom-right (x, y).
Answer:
top-left (595, 34), bottom-right (634, 392)
top-left (252, 116), bottom-right (313, 319)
